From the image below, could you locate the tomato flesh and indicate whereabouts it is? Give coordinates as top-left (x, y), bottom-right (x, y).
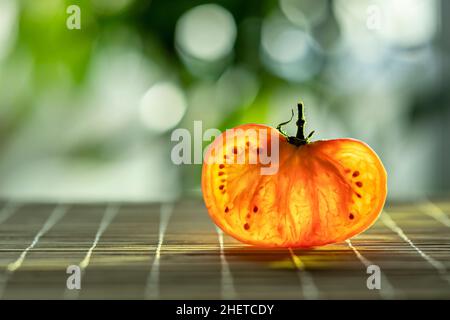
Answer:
top-left (202, 124), bottom-right (387, 248)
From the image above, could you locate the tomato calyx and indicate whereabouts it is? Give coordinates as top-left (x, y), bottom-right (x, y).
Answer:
top-left (276, 102), bottom-right (315, 147)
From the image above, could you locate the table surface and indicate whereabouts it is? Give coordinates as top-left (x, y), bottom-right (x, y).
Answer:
top-left (0, 199), bottom-right (449, 299)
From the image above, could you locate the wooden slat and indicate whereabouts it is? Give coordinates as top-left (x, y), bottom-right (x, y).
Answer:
top-left (0, 199), bottom-right (449, 299)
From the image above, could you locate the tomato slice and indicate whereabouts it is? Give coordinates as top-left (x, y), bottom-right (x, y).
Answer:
top-left (202, 125), bottom-right (387, 247)
top-left (311, 138), bottom-right (387, 243)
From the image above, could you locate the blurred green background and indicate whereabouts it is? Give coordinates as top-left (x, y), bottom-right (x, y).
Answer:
top-left (0, 0), bottom-right (449, 202)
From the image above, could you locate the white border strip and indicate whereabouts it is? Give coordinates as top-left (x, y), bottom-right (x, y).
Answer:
top-left (288, 248), bottom-right (319, 299)
top-left (420, 200), bottom-right (450, 228)
top-left (64, 204), bottom-right (119, 299)
top-left (216, 227), bottom-right (237, 299)
top-left (145, 203), bottom-right (173, 299)
top-left (79, 205), bottom-right (119, 269)
top-left (0, 202), bottom-right (19, 225)
top-left (382, 211), bottom-right (450, 285)
top-left (346, 239), bottom-right (397, 299)
top-left (7, 204), bottom-right (68, 272)
top-left (0, 204), bottom-right (67, 299)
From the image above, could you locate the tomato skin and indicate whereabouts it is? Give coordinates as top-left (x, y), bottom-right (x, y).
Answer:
top-left (202, 124), bottom-right (387, 248)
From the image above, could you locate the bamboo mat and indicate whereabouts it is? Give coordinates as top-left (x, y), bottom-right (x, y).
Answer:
top-left (0, 199), bottom-right (449, 299)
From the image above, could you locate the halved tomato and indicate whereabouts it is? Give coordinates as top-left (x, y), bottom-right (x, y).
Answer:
top-left (202, 103), bottom-right (387, 247)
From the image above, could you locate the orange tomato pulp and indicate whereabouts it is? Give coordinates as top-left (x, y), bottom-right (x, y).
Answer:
top-left (202, 103), bottom-right (387, 248)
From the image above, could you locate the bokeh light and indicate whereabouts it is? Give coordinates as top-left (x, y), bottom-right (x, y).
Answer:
top-left (279, 0), bottom-right (328, 29)
top-left (175, 4), bottom-right (237, 62)
top-left (139, 82), bottom-right (187, 133)
top-left (376, 0), bottom-right (438, 48)
top-left (261, 12), bottom-right (322, 82)
top-left (0, 0), bottom-right (18, 60)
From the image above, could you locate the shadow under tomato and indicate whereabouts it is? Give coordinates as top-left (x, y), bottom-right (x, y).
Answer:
top-left (222, 245), bottom-right (343, 270)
